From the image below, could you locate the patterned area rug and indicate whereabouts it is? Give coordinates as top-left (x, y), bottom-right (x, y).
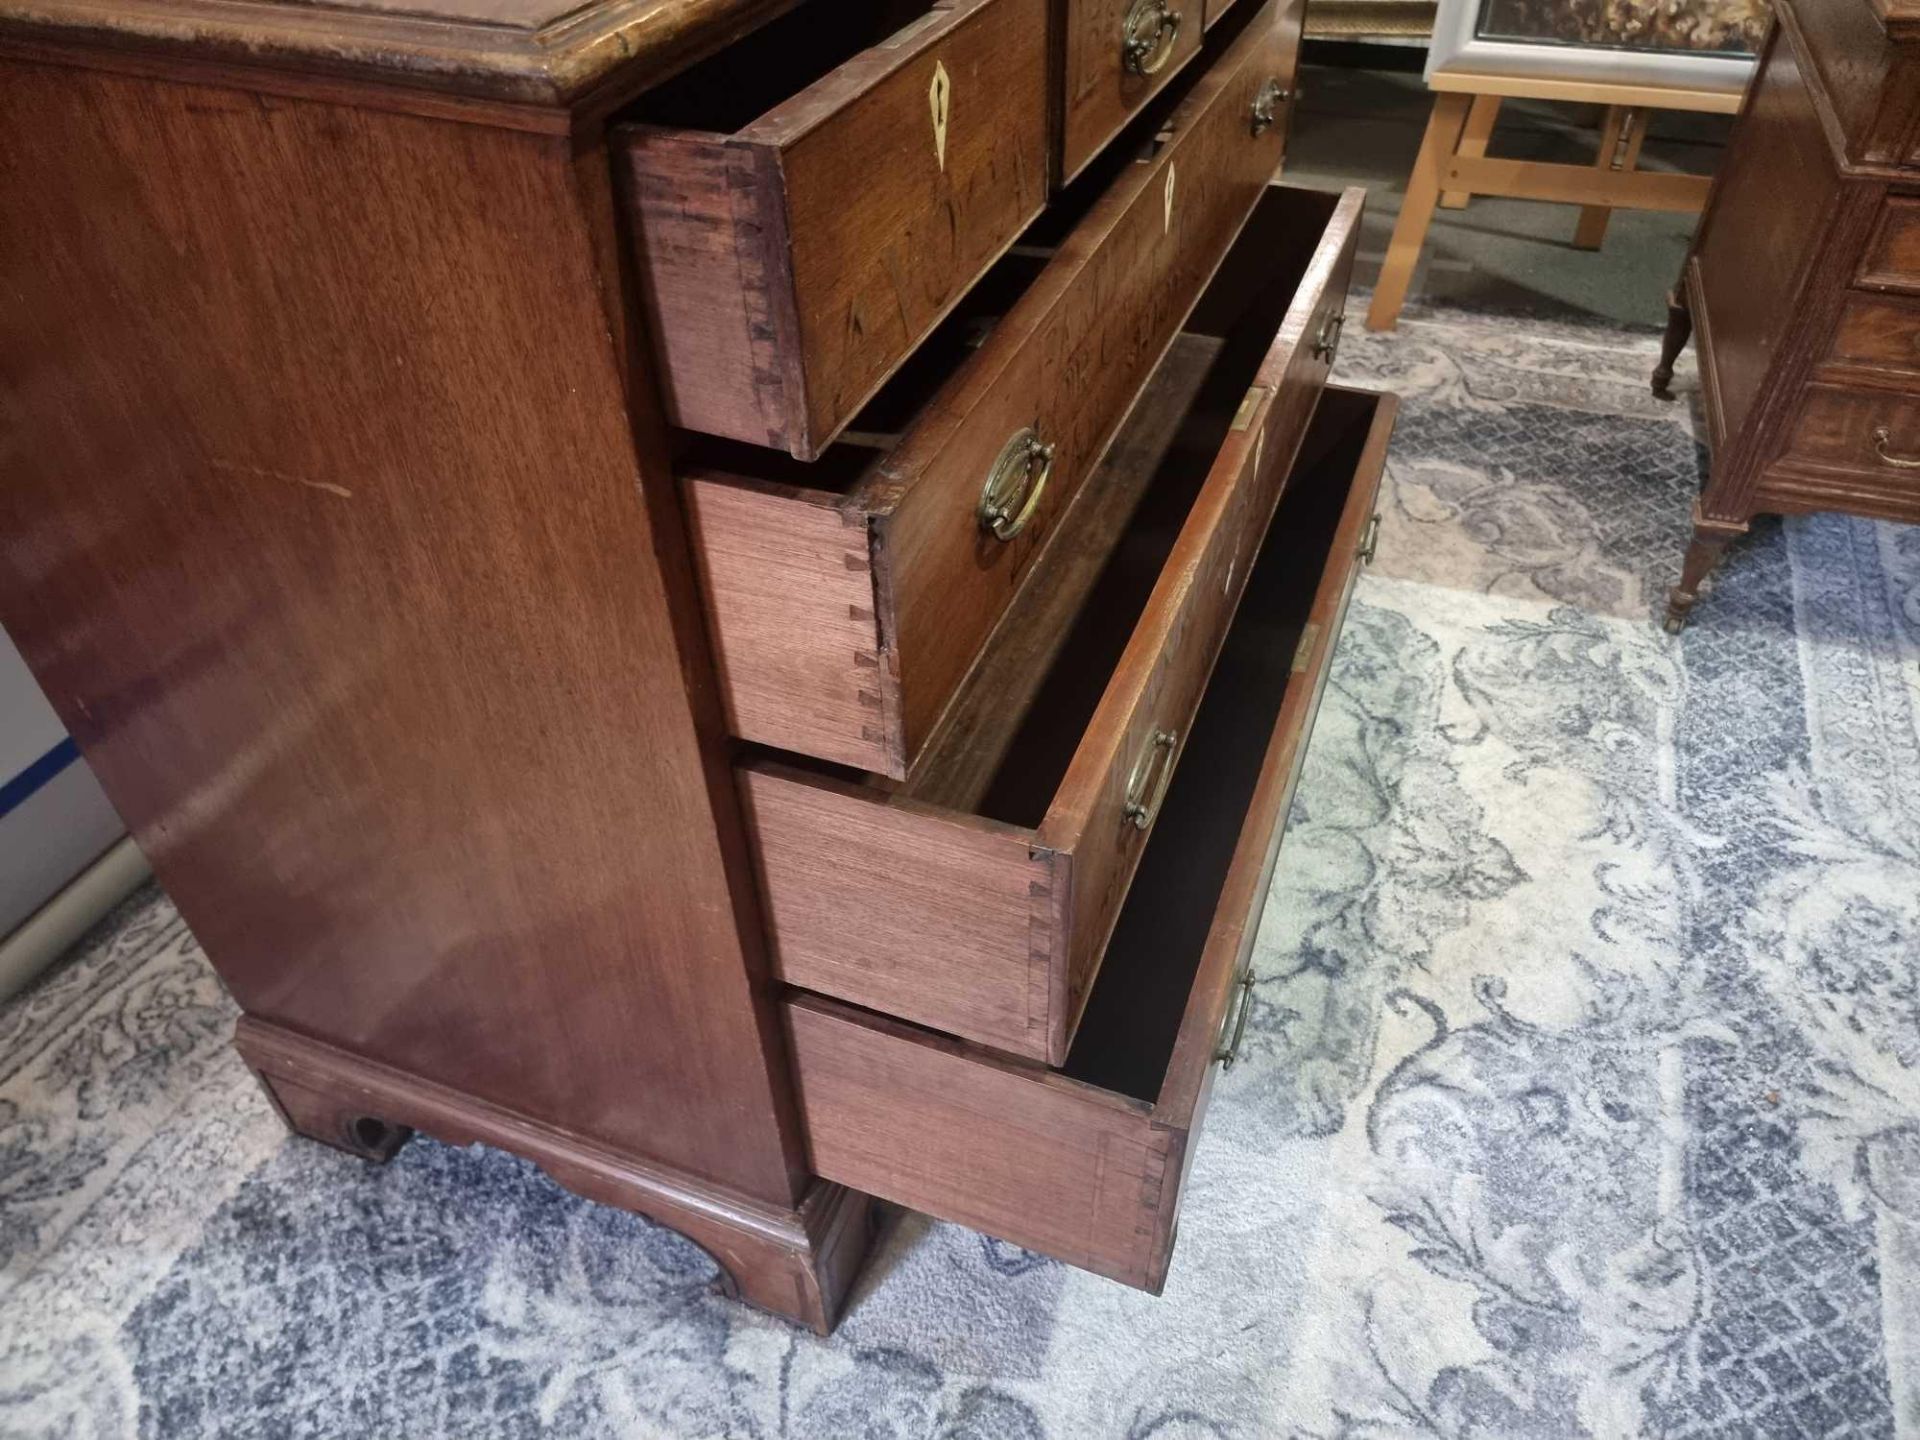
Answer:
top-left (5, 294), bottom-right (1919, 1439)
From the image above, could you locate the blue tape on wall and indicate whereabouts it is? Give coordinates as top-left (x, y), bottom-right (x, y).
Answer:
top-left (0, 738), bottom-right (81, 821)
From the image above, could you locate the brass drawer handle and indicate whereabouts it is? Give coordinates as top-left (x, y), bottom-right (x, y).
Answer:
top-left (1121, 0), bottom-right (1182, 76)
top-left (1250, 78), bottom-right (1290, 136)
top-left (1359, 512), bottom-right (1381, 566)
top-left (1122, 727), bottom-right (1177, 830)
top-left (1217, 969), bottom-right (1255, 1069)
top-left (1872, 425), bottom-right (1920, 469)
top-left (978, 428), bottom-right (1055, 541)
top-left (1312, 310), bottom-right (1345, 364)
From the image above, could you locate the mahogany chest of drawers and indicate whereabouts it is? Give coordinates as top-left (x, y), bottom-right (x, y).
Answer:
top-left (0, 0), bottom-right (1394, 1328)
top-left (1657, 0), bottom-right (1920, 629)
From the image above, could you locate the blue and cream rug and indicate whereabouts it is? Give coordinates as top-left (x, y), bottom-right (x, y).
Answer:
top-left (5, 295), bottom-right (1918, 1439)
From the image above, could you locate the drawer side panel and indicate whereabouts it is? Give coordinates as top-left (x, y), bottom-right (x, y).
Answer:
top-left (685, 479), bottom-right (900, 774)
top-left (620, 132), bottom-right (799, 451)
top-left (743, 765), bottom-right (1059, 1059)
top-left (786, 997), bottom-right (1173, 1286)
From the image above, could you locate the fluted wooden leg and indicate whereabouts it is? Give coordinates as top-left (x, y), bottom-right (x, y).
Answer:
top-left (1664, 512), bottom-right (1745, 633)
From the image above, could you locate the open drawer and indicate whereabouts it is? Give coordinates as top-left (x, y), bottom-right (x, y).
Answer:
top-left (1057, 0), bottom-right (1299, 186)
top-left (613, 0), bottom-right (1049, 460)
top-left (740, 184), bottom-right (1363, 1065)
top-left (786, 386), bottom-right (1397, 1289)
top-left (682, 25), bottom-right (1322, 779)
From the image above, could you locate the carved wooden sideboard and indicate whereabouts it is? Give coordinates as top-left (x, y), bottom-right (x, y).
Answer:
top-left (1656, 0), bottom-right (1920, 630)
top-left (0, 0), bottom-right (1393, 1329)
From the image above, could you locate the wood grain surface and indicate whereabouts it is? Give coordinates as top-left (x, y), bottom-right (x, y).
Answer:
top-left (1859, 194), bottom-right (1920, 290)
top-left (1790, 0), bottom-right (1920, 171)
top-left (617, 0), bottom-right (1049, 457)
top-left (680, 0), bottom-right (1293, 776)
top-left (683, 481), bottom-right (904, 772)
top-left (1662, 2), bottom-right (1920, 631)
top-left (1037, 185), bottom-right (1361, 1054)
top-left (876, 0), bottom-right (1295, 760)
top-left (743, 185), bottom-right (1357, 1066)
top-left (785, 389), bottom-right (1398, 1288)
top-left (742, 765), bottom-right (1062, 1057)
top-left (1059, 0), bottom-right (1205, 183)
top-left (0, 59), bottom-right (810, 1204)
top-left (239, 1017), bottom-right (874, 1332)
top-left (1825, 292), bottom-right (1920, 377)
top-left (1691, 20), bottom-right (1842, 456)
top-left (0, 0), bottom-right (811, 114)
top-left (1784, 381), bottom-right (1920, 474)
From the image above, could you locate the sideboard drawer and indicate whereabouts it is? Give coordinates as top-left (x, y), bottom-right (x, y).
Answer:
top-left (1858, 194), bottom-right (1920, 295)
top-left (684, 8), bottom-right (1309, 777)
top-left (1060, 0), bottom-right (1205, 184)
top-left (614, 0), bottom-right (1049, 460)
top-left (1826, 294), bottom-right (1920, 379)
top-left (1785, 382), bottom-right (1920, 482)
top-left (1060, 0), bottom-right (1299, 184)
top-left (745, 190), bottom-right (1364, 1065)
top-left (784, 387), bottom-right (1396, 1288)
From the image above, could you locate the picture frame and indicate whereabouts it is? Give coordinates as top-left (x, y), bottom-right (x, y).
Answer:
top-left (1425, 0), bottom-right (1766, 92)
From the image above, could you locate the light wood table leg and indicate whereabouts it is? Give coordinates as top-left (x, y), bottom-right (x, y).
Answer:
top-left (1367, 90), bottom-right (1474, 333)
top-left (1440, 94), bottom-right (1500, 209)
top-left (1574, 106), bottom-right (1649, 250)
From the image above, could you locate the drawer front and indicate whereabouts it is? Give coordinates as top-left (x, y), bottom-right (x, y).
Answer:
top-left (745, 186), bottom-right (1363, 1067)
top-left (1060, 0), bottom-right (1204, 184)
top-left (684, 2), bottom-right (1296, 780)
top-left (1826, 294), bottom-right (1920, 380)
top-left (1043, 188), bottom-right (1361, 1045)
top-left (883, 4), bottom-right (1296, 762)
top-left (785, 388), bottom-right (1399, 1288)
top-left (1784, 382), bottom-right (1920, 482)
top-left (1858, 194), bottom-right (1920, 295)
top-left (1060, 0), bottom-right (1301, 184)
top-left (618, 0), bottom-right (1050, 460)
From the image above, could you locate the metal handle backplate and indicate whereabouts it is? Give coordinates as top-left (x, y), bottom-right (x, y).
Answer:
top-left (1312, 310), bottom-right (1345, 364)
top-left (1217, 969), bottom-right (1255, 1069)
top-left (1250, 78), bottom-right (1290, 136)
top-left (1121, 0), bottom-right (1182, 76)
top-left (1872, 425), bottom-right (1920, 470)
top-left (1122, 728), bottom-right (1177, 830)
top-left (1359, 512), bottom-right (1381, 566)
top-left (978, 428), bottom-right (1055, 541)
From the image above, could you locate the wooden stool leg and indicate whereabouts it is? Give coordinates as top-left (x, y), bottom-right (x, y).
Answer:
top-left (1440, 95), bottom-right (1500, 209)
top-left (1575, 106), bottom-right (1648, 250)
top-left (1664, 509), bottom-right (1747, 633)
top-left (1367, 91), bottom-right (1474, 333)
top-left (1651, 277), bottom-right (1692, 399)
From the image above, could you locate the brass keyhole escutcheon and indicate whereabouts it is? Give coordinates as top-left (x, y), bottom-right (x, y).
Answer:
top-left (1122, 728), bottom-right (1178, 830)
top-left (1121, 0), bottom-right (1182, 76)
top-left (929, 60), bottom-right (951, 171)
top-left (978, 428), bottom-right (1055, 541)
top-left (1249, 78), bottom-right (1290, 136)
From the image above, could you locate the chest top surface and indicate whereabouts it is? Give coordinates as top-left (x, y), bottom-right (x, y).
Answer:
top-left (0, 0), bottom-right (800, 107)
